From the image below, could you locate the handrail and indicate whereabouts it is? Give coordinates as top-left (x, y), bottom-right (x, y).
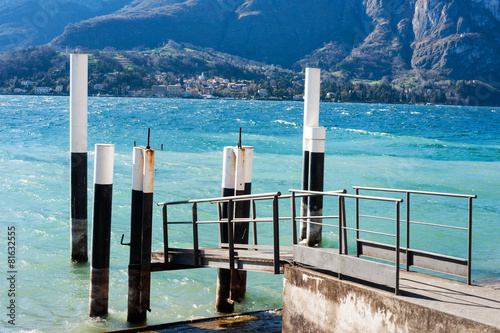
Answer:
top-left (289, 188), bottom-right (402, 294)
top-left (290, 189), bottom-right (403, 202)
top-left (154, 185), bottom-right (475, 296)
top-left (157, 191), bottom-right (282, 206)
top-left (158, 191), bottom-right (285, 274)
top-left (354, 186), bottom-right (475, 285)
top-left (352, 186), bottom-right (477, 199)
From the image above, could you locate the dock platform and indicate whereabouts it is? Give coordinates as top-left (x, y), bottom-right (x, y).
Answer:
top-left (151, 248), bottom-right (294, 273)
top-left (399, 271), bottom-right (500, 330)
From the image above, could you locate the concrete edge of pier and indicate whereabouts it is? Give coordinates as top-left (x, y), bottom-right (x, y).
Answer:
top-left (282, 263), bottom-right (500, 332)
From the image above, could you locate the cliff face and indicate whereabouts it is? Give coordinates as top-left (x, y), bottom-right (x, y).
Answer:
top-left (0, 0), bottom-right (130, 52)
top-left (3, 0), bottom-right (499, 82)
top-left (410, 0), bottom-right (500, 80)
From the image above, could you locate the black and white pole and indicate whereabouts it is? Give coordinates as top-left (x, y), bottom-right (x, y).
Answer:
top-left (231, 145), bottom-right (253, 302)
top-left (139, 147), bottom-right (154, 315)
top-left (300, 68), bottom-right (325, 246)
top-left (216, 142), bottom-right (253, 312)
top-left (89, 144), bottom-right (114, 318)
top-left (127, 146), bottom-right (145, 323)
top-left (216, 146), bottom-right (236, 313)
top-left (70, 53), bottom-right (89, 262)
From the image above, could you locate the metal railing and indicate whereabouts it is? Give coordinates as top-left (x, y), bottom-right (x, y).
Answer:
top-left (154, 186), bottom-right (476, 294)
top-left (353, 186), bottom-right (476, 284)
top-left (290, 189), bottom-right (404, 294)
top-left (157, 192), bottom-right (286, 274)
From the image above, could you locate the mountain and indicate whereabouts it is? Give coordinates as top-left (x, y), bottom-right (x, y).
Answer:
top-left (0, 0), bottom-right (132, 52)
top-left (3, 0), bottom-right (500, 85)
top-left (51, 0), bottom-right (363, 68)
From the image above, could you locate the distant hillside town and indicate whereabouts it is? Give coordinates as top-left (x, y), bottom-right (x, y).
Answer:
top-left (0, 72), bottom-right (283, 100)
top-left (1, 45), bottom-right (499, 106)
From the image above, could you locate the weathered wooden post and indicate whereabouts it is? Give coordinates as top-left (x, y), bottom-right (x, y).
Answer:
top-left (231, 145), bottom-right (253, 302)
top-left (127, 146), bottom-right (145, 323)
top-left (139, 146), bottom-right (154, 316)
top-left (89, 144), bottom-right (114, 317)
top-left (70, 53), bottom-right (88, 262)
top-left (126, 130), bottom-right (158, 322)
top-left (216, 132), bottom-right (253, 312)
top-left (300, 68), bottom-right (326, 246)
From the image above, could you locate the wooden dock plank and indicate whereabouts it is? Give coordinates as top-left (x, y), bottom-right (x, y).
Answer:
top-left (151, 248), bottom-right (293, 273)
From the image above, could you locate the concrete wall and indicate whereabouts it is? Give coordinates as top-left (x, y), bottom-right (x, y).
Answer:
top-left (282, 264), bottom-right (499, 333)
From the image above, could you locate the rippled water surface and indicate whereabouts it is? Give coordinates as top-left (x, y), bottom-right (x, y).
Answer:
top-left (0, 96), bottom-right (499, 332)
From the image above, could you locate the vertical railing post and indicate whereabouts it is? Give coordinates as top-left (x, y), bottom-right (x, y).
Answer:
top-left (467, 197), bottom-right (473, 285)
top-left (395, 201), bottom-right (400, 295)
top-left (162, 205), bottom-right (168, 263)
top-left (251, 200), bottom-right (258, 249)
top-left (341, 194), bottom-right (347, 255)
top-left (338, 195), bottom-right (343, 255)
top-left (217, 202), bottom-right (222, 224)
top-left (355, 188), bottom-right (360, 257)
top-left (227, 200), bottom-right (235, 271)
top-left (192, 202), bottom-right (199, 267)
top-left (273, 195), bottom-right (280, 274)
top-left (291, 191), bottom-right (297, 245)
top-left (406, 192), bottom-right (411, 271)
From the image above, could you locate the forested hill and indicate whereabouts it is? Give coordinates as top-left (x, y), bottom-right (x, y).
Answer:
top-left (1, 44), bottom-right (499, 106)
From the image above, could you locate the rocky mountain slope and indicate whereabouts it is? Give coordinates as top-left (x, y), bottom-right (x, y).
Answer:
top-left (0, 0), bottom-right (132, 52)
top-left (2, 0), bottom-right (499, 84)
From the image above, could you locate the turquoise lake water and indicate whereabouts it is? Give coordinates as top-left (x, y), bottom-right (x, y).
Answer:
top-left (0, 95), bottom-right (499, 332)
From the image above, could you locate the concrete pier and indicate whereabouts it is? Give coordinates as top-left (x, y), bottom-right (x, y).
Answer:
top-left (283, 264), bottom-right (500, 332)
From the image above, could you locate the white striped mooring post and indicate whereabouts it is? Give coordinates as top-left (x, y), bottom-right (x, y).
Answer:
top-left (216, 136), bottom-right (253, 313)
top-left (139, 147), bottom-right (155, 316)
top-left (89, 144), bottom-right (114, 318)
top-left (70, 53), bottom-right (89, 262)
top-left (126, 139), bottom-right (155, 322)
top-left (300, 68), bottom-right (326, 246)
top-left (127, 146), bottom-right (145, 323)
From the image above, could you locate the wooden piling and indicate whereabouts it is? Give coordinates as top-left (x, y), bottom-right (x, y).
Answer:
top-left (89, 144), bottom-right (114, 317)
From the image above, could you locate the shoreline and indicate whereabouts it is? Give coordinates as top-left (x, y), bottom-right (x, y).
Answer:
top-left (1, 92), bottom-right (495, 108)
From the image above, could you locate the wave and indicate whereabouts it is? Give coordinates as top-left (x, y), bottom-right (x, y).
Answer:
top-left (272, 119), bottom-right (297, 126)
top-left (330, 127), bottom-right (393, 137)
